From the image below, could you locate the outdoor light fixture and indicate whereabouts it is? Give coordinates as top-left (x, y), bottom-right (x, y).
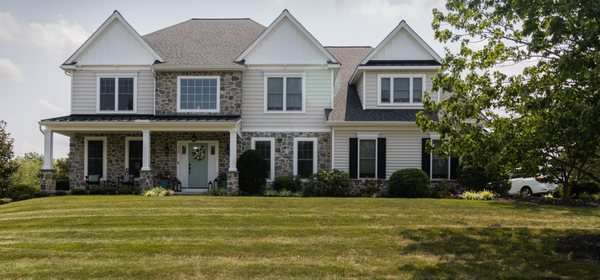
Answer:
top-left (192, 133), bottom-right (198, 142)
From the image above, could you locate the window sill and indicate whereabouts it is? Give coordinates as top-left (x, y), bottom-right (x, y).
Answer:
top-left (263, 110), bottom-right (306, 114)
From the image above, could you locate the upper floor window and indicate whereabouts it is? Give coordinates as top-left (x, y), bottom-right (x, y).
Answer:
top-left (98, 76), bottom-right (136, 112)
top-left (265, 76), bottom-right (304, 112)
top-left (177, 76), bottom-right (220, 112)
top-left (378, 75), bottom-right (425, 105)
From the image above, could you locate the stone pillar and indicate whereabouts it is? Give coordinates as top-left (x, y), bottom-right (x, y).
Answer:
top-left (138, 170), bottom-right (154, 190)
top-left (229, 131), bottom-right (237, 172)
top-left (40, 170), bottom-right (56, 192)
top-left (142, 130), bottom-right (151, 171)
top-left (227, 171), bottom-right (239, 194)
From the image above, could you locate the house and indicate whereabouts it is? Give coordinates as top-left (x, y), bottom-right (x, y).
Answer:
top-left (38, 10), bottom-right (457, 193)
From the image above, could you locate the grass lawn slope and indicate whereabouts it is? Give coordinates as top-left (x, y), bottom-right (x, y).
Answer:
top-left (0, 196), bottom-right (598, 279)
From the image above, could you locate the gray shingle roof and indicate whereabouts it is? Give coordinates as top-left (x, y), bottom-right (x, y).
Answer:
top-left (143, 19), bottom-right (265, 68)
top-left (344, 86), bottom-right (436, 122)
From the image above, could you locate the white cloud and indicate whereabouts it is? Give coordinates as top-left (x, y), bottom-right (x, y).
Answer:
top-left (37, 98), bottom-right (67, 115)
top-left (340, 0), bottom-right (443, 23)
top-left (0, 12), bottom-right (88, 59)
top-left (0, 57), bottom-right (24, 81)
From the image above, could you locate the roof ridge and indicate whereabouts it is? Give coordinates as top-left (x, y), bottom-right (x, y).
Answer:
top-left (191, 18), bottom-right (252, 20)
top-left (325, 46), bottom-right (373, 48)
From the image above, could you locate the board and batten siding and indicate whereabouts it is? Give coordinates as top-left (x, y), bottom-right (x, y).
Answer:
top-left (363, 70), bottom-right (437, 109)
top-left (241, 68), bottom-right (332, 131)
top-left (71, 70), bottom-right (154, 114)
top-left (333, 127), bottom-right (427, 179)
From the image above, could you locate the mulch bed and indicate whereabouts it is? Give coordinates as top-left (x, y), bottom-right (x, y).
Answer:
top-left (510, 197), bottom-right (598, 207)
top-left (556, 234), bottom-right (600, 261)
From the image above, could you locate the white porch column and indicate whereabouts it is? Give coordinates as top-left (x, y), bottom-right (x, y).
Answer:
top-left (229, 131), bottom-right (237, 171)
top-left (141, 130), bottom-right (151, 171)
top-left (42, 128), bottom-right (54, 170)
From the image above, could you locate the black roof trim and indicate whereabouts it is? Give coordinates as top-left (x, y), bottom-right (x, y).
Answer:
top-left (42, 114), bottom-right (241, 122)
top-left (364, 60), bottom-right (441, 66)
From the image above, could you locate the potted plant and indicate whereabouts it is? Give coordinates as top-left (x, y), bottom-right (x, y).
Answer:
top-left (158, 171), bottom-right (172, 189)
top-left (216, 171), bottom-right (228, 189)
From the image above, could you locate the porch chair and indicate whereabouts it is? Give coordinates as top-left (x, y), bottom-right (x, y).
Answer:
top-left (118, 174), bottom-right (136, 189)
top-left (85, 174), bottom-right (102, 191)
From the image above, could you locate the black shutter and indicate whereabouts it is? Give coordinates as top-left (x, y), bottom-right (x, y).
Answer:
top-left (450, 157), bottom-right (459, 180)
top-left (422, 138), bottom-right (431, 177)
top-left (349, 138), bottom-right (358, 179)
top-left (377, 138), bottom-right (386, 179)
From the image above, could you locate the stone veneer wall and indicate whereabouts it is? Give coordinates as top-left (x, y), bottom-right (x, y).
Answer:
top-left (155, 71), bottom-right (242, 115)
top-left (239, 132), bottom-right (331, 177)
top-left (69, 132), bottom-right (232, 189)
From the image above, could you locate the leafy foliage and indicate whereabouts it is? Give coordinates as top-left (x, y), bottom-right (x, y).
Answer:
top-left (357, 178), bottom-right (384, 197)
top-left (388, 168), bottom-right (430, 198)
top-left (70, 189), bottom-right (88, 195)
top-left (237, 150), bottom-right (267, 195)
top-left (205, 188), bottom-right (230, 196)
top-left (11, 152), bottom-right (43, 188)
top-left (0, 121), bottom-right (18, 197)
top-left (264, 189), bottom-right (302, 197)
top-left (302, 169), bottom-right (353, 197)
top-left (457, 166), bottom-right (509, 194)
top-left (0, 197), bottom-right (11, 205)
top-left (5, 184), bottom-right (38, 201)
top-left (54, 157), bottom-right (70, 181)
top-left (272, 175), bottom-right (303, 193)
top-left (142, 187), bottom-right (174, 197)
top-left (417, 0), bottom-right (600, 199)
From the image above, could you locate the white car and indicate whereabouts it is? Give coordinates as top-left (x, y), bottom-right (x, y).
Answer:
top-left (508, 175), bottom-right (558, 196)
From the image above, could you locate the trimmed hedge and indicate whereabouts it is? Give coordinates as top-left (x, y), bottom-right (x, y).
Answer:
top-left (303, 170), bottom-right (353, 197)
top-left (272, 175), bottom-right (303, 193)
top-left (237, 150), bottom-right (267, 195)
top-left (388, 168), bottom-right (430, 198)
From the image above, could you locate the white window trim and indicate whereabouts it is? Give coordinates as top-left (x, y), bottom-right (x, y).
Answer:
top-left (125, 137), bottom-right (143, 176)
top-left (96, 73), bottom-right (138, 113)
top-left (84, 136), bottom-right (107, 180)
top-left (429, 138), bottom-right (451, 181)
top-left (293, 137), bottom-right (318, 177)
top-left (263, 74), bottom-right (306, 113)
top-left (376, 74), bottom-right (426, 106)
top-left (251, 137), bottom-right (275, 182)
top-left (176, 76), bottom-right (221, 113)
top-left (358, 138), bottom-right (378, 179)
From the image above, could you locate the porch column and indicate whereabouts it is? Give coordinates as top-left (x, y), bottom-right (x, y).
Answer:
top-left (229, 131), bottom-right (237, 171)
top-left (42, 128), bottom-right (54, 170)
top-left (141, 130), bottom-right (151, 171)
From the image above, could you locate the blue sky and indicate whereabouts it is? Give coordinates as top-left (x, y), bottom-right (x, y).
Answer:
top-left (0, 0), bottom-right (446, 158)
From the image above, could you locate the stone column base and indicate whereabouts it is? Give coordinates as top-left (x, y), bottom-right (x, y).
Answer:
top-left (40, 169), bottom-right (56, 192)
top-left (227, 171), bottom-right (239, 194)
top-left (138, 170), bottom-right (154, 190)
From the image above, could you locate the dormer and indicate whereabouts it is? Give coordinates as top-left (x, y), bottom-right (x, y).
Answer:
top-left (349, 21), bottom-right (441, 110)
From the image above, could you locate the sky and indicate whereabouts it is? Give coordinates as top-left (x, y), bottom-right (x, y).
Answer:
top-left (0, 0), bottom-right (448, 159)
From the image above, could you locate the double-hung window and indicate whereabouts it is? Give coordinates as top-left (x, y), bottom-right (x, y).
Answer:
top-left (98, 75), bottom-right (136, 112)
top-left (431, 139), bottom-right (450, 179)
top-left (251, 138), bottom-right (275, 181)
top-left (294, 138), bottom-right (317, 178)
top-left (84, 137), bottom-right (107, 179)
top-left (177, 76), bottom-right (220, 112)
top-left (379, 75), bottom-right (425, 105)
top-left (359, 139), bottom-right (377, 178)
top-left (265, 76), bottom-right (304, 112)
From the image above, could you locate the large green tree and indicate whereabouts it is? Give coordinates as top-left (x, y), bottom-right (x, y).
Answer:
top-left (12, 152), bottom-right (43, 188)
top-left (0, 121), bottom-right (18, 196)
top-left (417, 0), bottom-right (600, 197)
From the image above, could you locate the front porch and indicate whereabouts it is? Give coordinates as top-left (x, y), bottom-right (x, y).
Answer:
top-left (39, 115), bottom-right (241, 193)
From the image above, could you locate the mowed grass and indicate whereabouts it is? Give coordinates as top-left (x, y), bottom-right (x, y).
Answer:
top-left (0, 196), bottom-right (598, 279)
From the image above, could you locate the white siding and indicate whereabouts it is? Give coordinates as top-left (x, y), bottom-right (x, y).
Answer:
top-left (372, 29), bottom-right (434, 61)
top-left (333, 127), bottom-right (428, 178)
top-left (244, 18), bottom-right (328, 65)
top-left (71, 69), bottom-right (154, 114)
top-left (77, 21), bottom-right (157, 65)
top-left (242, 68), bottom-right (332, 131)
top-left (364, 70), bottom-right (436, 109)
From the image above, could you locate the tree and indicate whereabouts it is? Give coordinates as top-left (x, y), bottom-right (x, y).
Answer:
top-left (0, 121), bottom-right (18, 196)
top-left (54, 157), bottom-right (70, 181)
top-left (12, 152), bottom-right (43, 188)
top-left (417, 0), bottom-right (600, 198)
top-left (237, 150), bottom-right (267, 195)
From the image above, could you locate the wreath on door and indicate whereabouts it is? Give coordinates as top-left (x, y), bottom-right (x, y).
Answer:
top-left (192, 146), bottom-right (206, 160)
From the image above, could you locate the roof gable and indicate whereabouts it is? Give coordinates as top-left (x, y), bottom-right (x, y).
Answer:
top-left (361, 21), bottom-right (441, 64)
top-left (236, 10), bottom-right (337, 65)
top-left (63, 11), bottom-right (163, 66)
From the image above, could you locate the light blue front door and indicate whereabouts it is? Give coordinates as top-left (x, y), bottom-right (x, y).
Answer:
top-left (188, 143), bottom-right (209, 189)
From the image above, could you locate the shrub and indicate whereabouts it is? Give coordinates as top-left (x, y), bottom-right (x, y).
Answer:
top-left (33, 191), bottom-right (49, 198)
top-left (572, 182), bottom-right (600, 197)
top-left (302, 169), bottom-right (353, 197)
top-left (0, 198), bottom-right (12, 205)
top-left (264, 189), bottom-right (302, 197)
top-left (205, 188), bottom-right (230, 196)
top-left (54, 190), bottom-right (68, 196)
top-left (387, 168), bottom-right (430, 198)
top-left (116, 187), bottom-right (137, 195)
top-left (142, 187), bottom-right (174, 197)
top-left (358, 179), bottom-right (384, 197)
top-left (70, 189), bottom-right (88, 195)
top-left (272, 175), bottom-right (303, 192)
top-left (17, 193), bottom-right (32, 201)
top-left (462, 191), bottom-right (480, 200)
top-left (479, 190), bottom-right (495, 200)
top-left (6, 184), bottom-right (38, 201)
top-left (89, 187), bottom-right (116, 195)
top-left (458, 166), bottom-right (510, 194)
top-left (577, 192), bottom-right (600, 201)
top-left (430, 181), bottom-right (455, 198)
top-left (237, 150), bottom-right (267, 195)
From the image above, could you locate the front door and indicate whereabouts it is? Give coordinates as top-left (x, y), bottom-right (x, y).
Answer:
top-left (188, 143), bottom-right (209, 189)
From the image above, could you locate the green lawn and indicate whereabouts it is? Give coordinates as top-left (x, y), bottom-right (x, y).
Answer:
top-left (0, 196), bottom-right (598, 279)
